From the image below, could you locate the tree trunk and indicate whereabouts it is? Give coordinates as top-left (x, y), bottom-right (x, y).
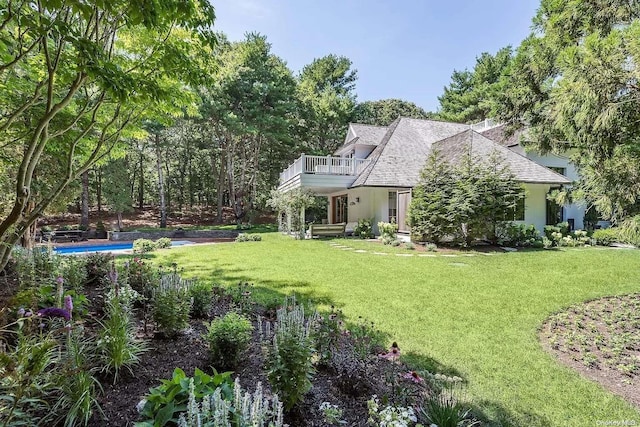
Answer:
top-left (80, 170), bottom-right (90, 229)
top-left (156, 134), bottom-right (167, 228)
top-left (215, 151), bottom-right (226, 223)
top-left (96, 167), bottom-right (103, 213)
top-left (138, 142), bottom-right (145, 209)
top-left (19, 199), bottom-right (37, 250)
top-left (117, 212), bottom-right (123, 231)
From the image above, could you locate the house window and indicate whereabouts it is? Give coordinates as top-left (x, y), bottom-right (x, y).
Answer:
top-left (388, 191), bottom-right (397, 223)
top-left (546, 186), bottom-right (563, 225)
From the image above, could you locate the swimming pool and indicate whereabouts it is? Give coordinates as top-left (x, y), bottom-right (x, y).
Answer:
top-left (54, 240), bottom-right (193, 255)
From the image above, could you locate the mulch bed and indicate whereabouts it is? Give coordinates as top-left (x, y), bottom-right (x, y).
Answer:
top-left (539, 294), bottom-right (640, 408)
top-left (87, 290), bottom-right (422, 426)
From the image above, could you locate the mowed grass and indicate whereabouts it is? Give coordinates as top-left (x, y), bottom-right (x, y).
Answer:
top-left (152, 233), bottom-right (640, 426)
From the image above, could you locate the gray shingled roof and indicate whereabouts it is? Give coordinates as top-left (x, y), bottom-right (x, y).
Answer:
top-left (433, 130), bottom-right (570, 184)
top-left (351, 118), bottom-right (469, 187)
top-left (479, 124), bottom-right (528, 147)
top-left (349, 123), bottom-right (388, 146)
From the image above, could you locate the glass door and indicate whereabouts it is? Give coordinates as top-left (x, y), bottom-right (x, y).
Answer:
top-left (332, 195), bottom-right (348, 223)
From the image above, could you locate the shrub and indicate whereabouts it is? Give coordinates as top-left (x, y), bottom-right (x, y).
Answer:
top-left (138, 368), bottom-right (233, 426)
top-left (203, 312), bottom-right (253, 371)
top-left (318, 402), bottom-right (344, 426)
top-left (404, 242), bottom-right (416, 250)
top-left (367, 396), bottom-right (417, 426)
top-left (127, 257), bottom-right (157, 296)
top-left (133, 238), bottom-right (158, 254)
top-left (390, 239), bottom-right (401, 247)
top-left (235, 233), bottom-right (262, 242)
top-left (425, 243), bottom-right (437, 252)
top-left (58, 257), bottom-right (88, 291)
top-left (228, 282), bottom-right (255, 315)
top-left (156, 237), bottom-right (172, 249)
top-left (152, 273), bottom-right (193, 337)
top-left (189, 282), bottom-right (212, 318)
top-left (264, 297), bottom-right (318, 411)
top-left (496, 223), bottom-right (541, 247)
top-left (11, 247), bottom-right (59, 289)
top-left (97, 299), bottom-right (148, 382)
top-left (378, 222), bottom-right (398, 243)
top-left (177, 378), bottom-right (283, 427)
top-left (572, 229), bottom-right (590, 246)
top-left (592, 228), bottom-right (619, 246)
top-left (85, 252), bottom-right (114, 286)
top-left (618, 216), bottom-right (640, 246)
top-left (354, 218), bottom-right (374, 239)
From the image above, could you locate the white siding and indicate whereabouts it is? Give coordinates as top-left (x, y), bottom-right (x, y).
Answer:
top-left (524, 151), bottom-right (586, 229)
top-left (355, 145), bottom-right (376, 159)
top-left (520, 183), bottom-right (551, 232)
top-left (326, 187), bottom-right (401, 234)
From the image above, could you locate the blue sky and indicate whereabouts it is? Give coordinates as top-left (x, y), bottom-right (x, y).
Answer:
top-left (213, 0), bottom-right (540, 112)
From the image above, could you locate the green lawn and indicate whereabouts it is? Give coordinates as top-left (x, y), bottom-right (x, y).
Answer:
top-left (151, 233), bottom-right (640, 426)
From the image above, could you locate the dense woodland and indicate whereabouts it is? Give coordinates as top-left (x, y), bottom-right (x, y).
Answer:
top-left (1, 0), bottom-right (639, 271)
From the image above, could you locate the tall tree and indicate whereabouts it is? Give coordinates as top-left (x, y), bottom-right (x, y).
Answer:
top-left (102, 158), bottom-right (133, 231)
top-left (201, 33), bottom-right (298, 222)
top-left (437, 47), bottom-right (513, 123)
top-left (0, 0), bottom-right (216, 271)
top-left (353, 99), bottom-right (431, 126)
top-left (297, 55), bottom-right (357, 154)
top-left (496, 1), bottom-right (640, 222)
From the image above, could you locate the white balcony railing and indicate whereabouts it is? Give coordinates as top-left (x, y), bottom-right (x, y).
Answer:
top-left (280, 155), bottom-right (370, 184)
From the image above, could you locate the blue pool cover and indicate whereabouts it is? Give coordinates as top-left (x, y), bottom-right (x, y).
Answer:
top-left (54, 240), bottom-right (192, 255)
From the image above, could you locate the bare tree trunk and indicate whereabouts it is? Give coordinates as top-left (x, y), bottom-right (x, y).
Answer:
top-left (117, 212), bottom-right (123, 231)
top-left (80, 170), bottom-right (90, 229)
top-left (138, 141), bottom-right (145, 209)
top-left (215, 150), bottom-right (226, 223)
top-left (96, 167), bottom-right (103, 213)
top-left (155, 133), bottom-right (167, 228)
top-left (19, 200), bottom-right (37, 250)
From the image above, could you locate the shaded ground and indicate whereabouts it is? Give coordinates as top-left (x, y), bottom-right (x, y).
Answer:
top-left (540, 294), bottom-right (640, 407)
top-left (39, 206), bottom-right (274, 231)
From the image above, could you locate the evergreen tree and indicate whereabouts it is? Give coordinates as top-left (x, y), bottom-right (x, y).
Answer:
top-left (437, 47), bottom-right (513, 123)
top-left (496, 1), bottom-right (640, 222)
top-left (408, 150), bottom-right (456, 243)
top-left (353, 99), bottom-right (431, 126)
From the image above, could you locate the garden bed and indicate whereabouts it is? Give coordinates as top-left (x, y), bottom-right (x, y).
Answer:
top-left (540, 294), bottom-right (640, 407)
top-left (2, 250), bottom-right (477, 427)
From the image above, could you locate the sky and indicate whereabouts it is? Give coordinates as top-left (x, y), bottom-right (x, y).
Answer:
top-left (212, 0), bottom-right (540, 112)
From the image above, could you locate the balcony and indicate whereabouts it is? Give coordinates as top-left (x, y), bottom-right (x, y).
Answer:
top-left (278, 155), bottom-right (370, 194)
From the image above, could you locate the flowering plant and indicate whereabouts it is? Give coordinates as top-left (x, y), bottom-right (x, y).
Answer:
top-left (367, 395), bottom-right (418, 427)
top-left (319, 402), bottom-right (346, 425)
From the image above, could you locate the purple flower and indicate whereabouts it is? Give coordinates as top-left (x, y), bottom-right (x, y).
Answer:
top-left (402, 371), bottom-right (424, 383)
top-left (25, 310), bottom-right (32, 318)
top-left (56, 276), bottom-right (64, 285)
top-left (64, 295), bottom-right (73, 314)
top-left (108, 268), bottom-right (118, 284)
top-left (37, 307), bottom-right (71, 321)
top-left (17, 308), bottom-right (25, 317)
